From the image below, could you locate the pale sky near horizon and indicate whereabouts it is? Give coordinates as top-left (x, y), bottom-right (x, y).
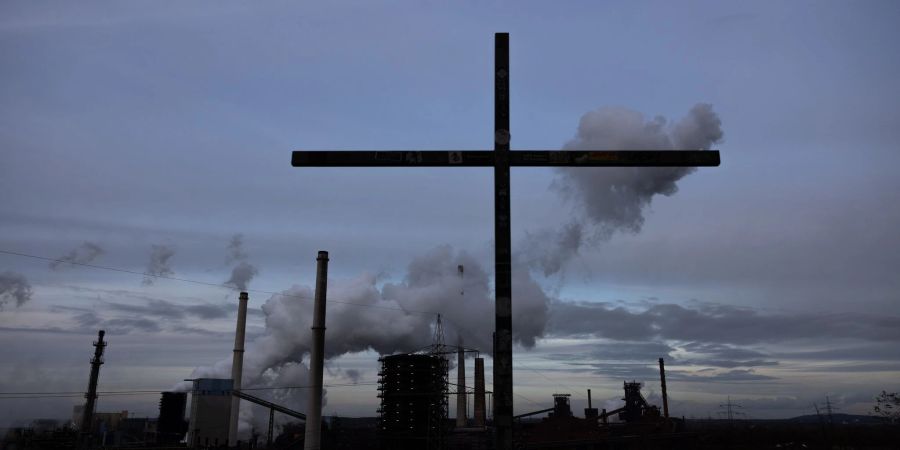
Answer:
top-left (1, 0), bottom-right (899, 429)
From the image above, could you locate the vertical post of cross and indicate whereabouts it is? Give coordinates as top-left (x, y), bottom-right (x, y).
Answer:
top-left (493, 32), bottom-right (513, 450)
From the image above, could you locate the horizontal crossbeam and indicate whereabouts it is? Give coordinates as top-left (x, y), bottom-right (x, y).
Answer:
top-left (292, 150), bottom-right (719, 167)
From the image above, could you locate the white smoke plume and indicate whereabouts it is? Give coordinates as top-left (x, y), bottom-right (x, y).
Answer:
top-left (142, 244), bottom-right (175, 285)
top-left (49, 241), bottom-right (104, 270)
top-left (524, 103), bottom-right (723, 275)
top-left (187, 246), bottom-right (549, 436)
top-left (224, 234), bottom-right (258, 291)
top-left (0, 271), bottom-right (33, 309)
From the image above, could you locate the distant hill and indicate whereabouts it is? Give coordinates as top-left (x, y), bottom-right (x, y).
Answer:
top-left (785, 413), bottom-right (886, 425)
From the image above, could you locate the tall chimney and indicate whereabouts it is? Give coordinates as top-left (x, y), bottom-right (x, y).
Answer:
top-left (80, 330), bottom-right (107, 444)
top-left (474, 357), bottom-right (486, 427)
top-left (305, 251), bottom-right (329, 450)
top-left (228, 292), bottom-right (249, 446)
top-left (456, 339), bottom-right (467, 427)
top-left (659, 357), bottom-right (669, 419)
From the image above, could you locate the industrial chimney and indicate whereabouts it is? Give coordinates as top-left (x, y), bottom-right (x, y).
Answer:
top-left (474, 357), bottom-right (486, 427)
top-left (456, 339), bottom-right (467, 427)
top-left (228, 292), bottom-right (249, 447)
top-left (80, 330), bottom-right (107, 446)
top-left (305, 251), bottom-right (329, 450)
top-left (659, 357), bottom-right (669, 419)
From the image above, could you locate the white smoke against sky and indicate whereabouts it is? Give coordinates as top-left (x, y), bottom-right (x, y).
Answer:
top-left (523, 103), bottom-right (724, 276)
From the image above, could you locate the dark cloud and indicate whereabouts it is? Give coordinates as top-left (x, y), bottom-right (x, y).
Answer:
top-left (547, 301), bottom-right (900, 344)
top-left (102, 298), bottom-right (233, 320)
top-left (142, 244), bottom-right (175, 285)
top-left (0, 271), bottom-right (33, 308)
top-left (74, 311), bottom-right (161, 334)
top-left (49, 241), bottom-right (104, 270)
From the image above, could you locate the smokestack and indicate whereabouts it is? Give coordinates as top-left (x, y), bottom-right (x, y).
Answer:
top-left (474, 357), bottom-right (486, 427)
top-left (659, 357), bottom-right (669, 419)
top-left (80, 330), bottom-right (107, 445)
top-left (228, 292), bottom-right (249, 446)
top-left (584, 389), bottom-right (598, 419)
top-left (456, 340), bottom-right (467, 427)
top-left (305, 251), bottom-right (329, 450)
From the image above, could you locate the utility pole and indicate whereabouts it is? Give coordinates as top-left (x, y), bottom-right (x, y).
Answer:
top-left (80, 329), bottom-right (107, 448)
top-left (718, 397), bottom-right (743, 427)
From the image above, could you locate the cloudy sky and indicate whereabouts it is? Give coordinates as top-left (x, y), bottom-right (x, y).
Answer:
top-left (2, 0), bottom-right (899, 431)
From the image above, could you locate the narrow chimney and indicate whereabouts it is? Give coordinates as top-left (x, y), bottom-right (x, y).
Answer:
top-left (474, 357), bottom-right (486, 427)
top-left (81, 330), bottom-right (107, 445)
top-left (456, 339), bottom-right (467, 427)
top-left (584, 388), bottom-right (598, 419)
top-left (659, 357), bottom-right (669, 419)
top-left (228, 292), bottom-right (249, 446)
top-left (305, 251), bottom-right (329, 450)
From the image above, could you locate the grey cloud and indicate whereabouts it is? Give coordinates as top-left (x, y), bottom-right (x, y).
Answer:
top-left (548, 341), bottom-right (674, 363)
top-left (547, 301), bottom-right (900, 344)
top-left (49, 241), bottom-right (104, 270)
top-left (142, 244), bottom-right (175, 285)
top-left (73, 311), bottom-right (161, 334)
top-left (104, 298), bottom-right (233, 320)
top-left (685, 359), bottom-right (778, 369)
top-left (0, 271), bottom-right (33, 308)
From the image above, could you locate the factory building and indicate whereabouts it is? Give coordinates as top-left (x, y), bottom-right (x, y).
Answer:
top-left (377, 353), bottom-right (448, 450)
top-left (187, 378), bottom-right (232, 448)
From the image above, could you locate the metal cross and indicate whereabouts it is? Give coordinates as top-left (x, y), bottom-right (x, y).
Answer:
top-left (291, 33), bottom-right (720, 449)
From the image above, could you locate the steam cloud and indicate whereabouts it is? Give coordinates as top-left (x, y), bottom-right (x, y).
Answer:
top-left (525, 104), bottom-right (723, 275)
top-left (188, 246), bottom-right (549, 435)
top-left (0, 271), bottom-right (33, 309)
top-left (224, 234), bottom-right (258, 291)
top-left (142, 244), bottom-right (175, 285)
top-left (49, 241), bottom-right (104, 270)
